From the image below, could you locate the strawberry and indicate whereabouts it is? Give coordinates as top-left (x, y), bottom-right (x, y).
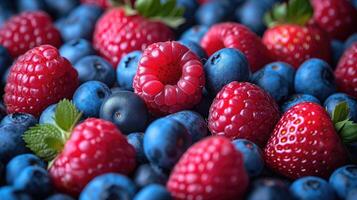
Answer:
top-left (311, 0), bottom-right (357, 40)
top-left (335, 42), bottom-right (357, 98)
top-left (0, 11), bottom-right (61, 58)
top-left (93, 0), bottom-right (183, 67)
top-left (262, 0), bottom-right (331, 68)
top-left (264, 102), bottom-right (356, 179)
top-left (4, 45), bottom-right (78, 117)
top-left (167, 136), bottom-right (249, 200)
top-left (201, 22), bottom-right (272, 72)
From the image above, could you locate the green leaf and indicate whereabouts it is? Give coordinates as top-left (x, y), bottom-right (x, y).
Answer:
top-left (339, 121), bottom-right (357, 143)
top-left (332, 102), bottom-right (350, 124)
top-left (54, 99), bottom-right (82, 134)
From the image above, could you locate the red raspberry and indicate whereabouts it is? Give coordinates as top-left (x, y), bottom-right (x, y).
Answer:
top-left (80, 0), bottom-right (111, 8)
top-left (0, 11), bottom-right (61, 58)
top-left (133, 41), bottom-right (205, 116)
top-left (49, 118), bottom-right (136, 196)
top-left (4, 45), bottom-right (78, 116)
top-left (208, 82), bottom-right (280, 147)
top-left (167, 136), bottom-right (249, 200)
top-left (201, 22), bottom-right (272, 72)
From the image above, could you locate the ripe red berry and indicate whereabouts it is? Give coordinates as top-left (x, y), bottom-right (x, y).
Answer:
top-left (49, 118), bottom-right (136, 196)
top-left (4, 45), bottom-right (78, 117)
top-left (80, 0), bottom-right (111, 8)
top-left (133, 41), bottom-right (205, 116)
top-left (0, 11), bottom-right (61, 58)
top-left (208, 81), bottom-right (280, 147)
top-left (167, 136), bottom-right (249, 200)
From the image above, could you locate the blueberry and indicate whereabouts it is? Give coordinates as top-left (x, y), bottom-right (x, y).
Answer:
top-left (111, 87), bottom-right (128, 94)
top-left (345, 33), bottom-right (357, 50)
top-left (0, 45), bottom-right (12, 76)
top-left (232, 139), bottom-right (264, 177)
top-left (1, 67), bottom-right (10, 90)
top-left (195, 0), bottom-right (234, 26)
top-left (347, 188), bottom-right (357, 200)
top-left (0, 124), bottom-right (30, 163)
top-left (44, 0), bottom-right (79, 18)
top-left (204, 48), bottom-right (250, 96)
top-left (144, 118), bottom-right (192, 170)
top-left (331, 40), bottom-right (344, 67)
top-left (100, 91), bottom-right (148, 134)
top-left (281, 94), bottom-right (321, 113)
top-left (180, 25), bottom-right (209, 44)
top-left (347, 142), bottom-right (357, 163)
top-left (261, 62), bottom-right (295, 92)
top-left (324, 93), bottom-right (357, 122)
top-left (16, 0), bottom-right (47, 12)
top-left (176, 0), bottom-right (198, 21)
top-left (79, 173), bottom-right (136, 200)
top-left (39, 104), bottom-right (57, 125)
top-left (0, 113), bottom-right (37, 128)
top-left (0, 7), bottom-right (13, 27)
top-left (294, 58), bottom-right (336, 101)
top-left (247, 178), bottom-right (294, 200)
top-left (290, 176), bottom-right (336, 200)
top-left (116, 51), bottom-right (142, 91)
top-left (59, 39), bottom-right (95, 64)
top-left (134, 164), bottom-right (168, 188)
top-left (194, 88), bottom-right (213, 118)
top-left (14, 166), bottom-right (53, 198)
top-left (75, 55), bottom-right (116, 87)
top-left (46, 193), bottom-right (75, 200)
top-left (134, 184), bottom-right (172, 200)
top-left (6, 154), bottom-right (46, 185)
top-left (73, 81), bottom-right (112, 118)
top-left (166, 110), bottom-right (207, 143)
top-left (179, 39), bottom-right (207, 61)
top-left (127, 132), bottom-right (148, 164)
top-left (0, 186), bottom-right (32, 200)
top-left (329, 165), bottom-right (357, 199)
top-left (0, 103), bottom-right (6, 121)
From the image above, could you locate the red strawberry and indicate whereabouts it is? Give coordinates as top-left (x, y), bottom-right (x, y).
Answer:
top-left (208, 81), bottom-right (280, 147)
top-left (0, 11), bottom-right (61, 58)
top-left (335, 42), bottom-right (357, 98)
top-left (49, 118), bottom-right (136, 195)
top-left (264, 102), bottom-right (348, 179)
top-left (262, 0), bottom-right (331, 68)
top-left (167, 136), bottom-right (249, 200)
top-left (311, 0), bottom-right (357, 40)
top-left (133, 41), bottom-right (205, 116)
top-left (81, 0), bottom-right (111, 8)
top-left (4, 45), bottom-right (78, 116)
top-left (201, 22), bottom-right (272, 72)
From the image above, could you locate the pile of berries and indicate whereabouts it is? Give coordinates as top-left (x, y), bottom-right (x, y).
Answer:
top-left (0, 0), bottom-right (357, 199)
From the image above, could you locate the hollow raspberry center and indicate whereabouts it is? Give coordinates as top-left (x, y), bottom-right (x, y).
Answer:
top-left (156, 63), bottom-right (182, 85)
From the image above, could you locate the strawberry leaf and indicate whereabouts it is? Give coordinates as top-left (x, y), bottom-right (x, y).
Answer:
top-left (54, 99), bottom-right (82, 134)
top-left (332, 101), bottom-right (350, 125)
top-left (332, 102), bottom-right (357, 144)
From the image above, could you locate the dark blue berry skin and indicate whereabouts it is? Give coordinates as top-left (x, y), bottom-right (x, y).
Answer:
top-left (261, 62), bottom-right (295, 92)
top-left (144, 118), bottom-right (192, 170)
top-left (346, 188), bottom-right (357, 200)
top-left (46, 193), bottom-right (75, 200)
top-left (195, 0), bottom-right (234, 27)
top-left (0, 113), bottom-right (37, 128)
top-left (290, 176), bottom-right (336, 200)
top-left (0, 103), bottom-right (6, 121)
top-left (74, 55), bottom-right (116, 87)
top-left (44, 0), bottom-right (79, 19)
top-left (166, 110), bottom-right (207, 143)
top-left (111, 87), bottom-right (127, 94)
top-left (73, 81), bottom-right (112, 118)
top-left (134, 184), bottom-right (172, 200)
top-left (6, 154), bottom-right (46, 185)
top-left (0, 45), bottom-right (12, 76)
top-left (180, 25), bottom-right (209, 44)
top-left (79, 173), bottom-right (136, 200)
top-left (0, 7), bottom-right (13, 27)
top-left (0, 124), bottom-right (30, 163)
top-left (116, 51), bottom-right (142, 91)
top-left (247, 178), bottom-right (294, 200)
top-left (179, 39), bottom-right (207, 61)
top-left (100, 91), bottom-right (148, 134)
top-left (59, 39), bottom-right (95, 65)
top-left (324, 93), bottom-right (357, 122)
top-left (353, 0), bottom-right (357, 8)
top-left (295, 59), bottom-right (336, 101)
top-left (1, 67), bottom-right (10, 91)
top-left (347, 142), bottom-right (357, 163)
top-left (0, 186), bottom-right (32, 200)
top-left (232, 139), bottom-right (264, 177)
top-left (329, 165), bottom-right (357, 199)
top-left (281, 94), bottom-right (321, 113)
top-left (17, 0), bottom-right (47, 12)
top-left (331, 40), bottom-right (344, 67)
top-left (127, 132), bottom-right (148, 164)
top-left (134, 164), bottom-right (168, 188)
top-left (39, 104), bottom-right (57, 125)
top-left (194, 88), bottom-right (213, 118)
top-left (345, 33), bottom-right (357, 50)
top-left (14, 166), bottom-right (53, 199)
top-left (177, 0), bottom-right (198, 22)
top-left (204, 48), bottom-right (250, 96)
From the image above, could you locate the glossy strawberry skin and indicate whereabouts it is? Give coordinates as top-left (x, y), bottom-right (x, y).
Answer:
top-left (264, 102), bottom-right (348, 179)
top-left (4, 45), bottom-right (78, 117)
top-left (335, 43), bottom-right (357, 98)
top-left (167, 136), bottom-right (249, 200)
top-left (208, 81), bottom-right (280, 147)
top-left (93, 8), bottom-right (174, 67)
top-left (49, 118), bottom-right (136, 196)
top-left (263, 24), bottom-right (331, 69)
top-left (0, 11), bottom-right (61, 58)
top-left (201, 22), bottom-right (272, 72)
top-left (311, 0), bottom-right (357, 40)
top-left (133, 41), bottom-right (205, 116)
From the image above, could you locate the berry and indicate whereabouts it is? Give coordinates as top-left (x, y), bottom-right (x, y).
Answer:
top-left (290, 176), bottom-right (336, 200)
top-left (127, 132), bottom-right (148, 164)
top-left (39, 104), bottom-right (57, 125)
top-left (180, 25), bottom-right (209, 44)
top-left (331, 40), bottom-right (345, 66)
top-left (4, 45), bottom-right (78, 117)
top-left (193, 88), bottom-right (213, 118)
top-left (347, 188), bottom-right (357, 200)
top-left (167, 136), bottom-right (249, 200)
top-left (46, 193), bottom-right (75, 200)
top-left (79, 173), bottom-right (137, 200)
top-left (144, 117), bottom-right (192, 170)
top-left (345, 33), bottom-right (357, 50)
top-left (324, 93), bottom-right (357, 122)
top-left (264, 102), bottom-right (348, 179)
top-left (0, 11), bottom-right (61, 58)
top-left (0, 186), bottom-right (32, 200)
top-left (80, 0), bottom-right (111, 9)
top-left (329, 165), bottom-right (357, 199)
top-left (204, 48), bottom-right (251, 96)
top-left (100, 91), bottom-right (149, 134)
top-left (116, 51), bottom-right (142, 91)
top-left (281, 94), bottom-right (320, 113)
top-left (134, 184), bottom-right (172, 200)
top-left (0, 124), bottom-right (30, 163)
top-left (0, 45), bottom-right (12, 76)
top-left (133, 41), bottom-right (205, 116)
top-left (201, 22), bottom-right (272, 72)
top-left (0, 103), bottom-right (6, 121)
top-left (259, 61), bottom-right (295, 92)
top-left (59, 39), bottom-right (96, 65)
top-left (134, 164), bottom-right (168, 188)
top-left (208, 81), bottom-right (280, 147)
top-left (247, 178), bottom-right (294, 200)
top-left (195, 0), bottom-right (233, 27)
top-left (179, 39), bottom-right (207, 61)
top-left (17, 0), bottom-right (47, 12)
top-left (0, 113), bottom-right (37, 128)
top-left (49, 118), bottom-right (136, 195)
top-left (44, 0), bottom-right (79, 18)
top-left (294, 58), bottom-right (336, 101)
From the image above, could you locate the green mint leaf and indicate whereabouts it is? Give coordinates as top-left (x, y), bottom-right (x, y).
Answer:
top-left (332, 101), bottom-right (350, 124)
top-left (54, 99), bottom-right (82, 133)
